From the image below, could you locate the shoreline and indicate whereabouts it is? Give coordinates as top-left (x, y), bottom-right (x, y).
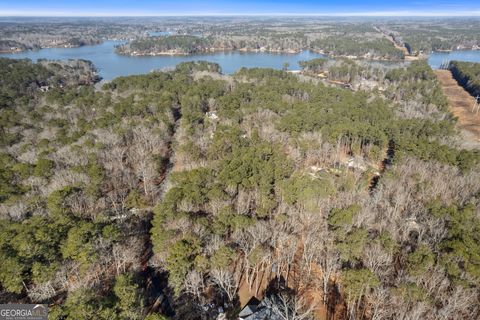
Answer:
top-left (2, 41), bottom-right (479, 67)
top-left (116, 47), bottom-right (405, 62)
top-left (116, 46), bottom-right (480, 62)
top-left (115, 47), bottom-right (303, 57)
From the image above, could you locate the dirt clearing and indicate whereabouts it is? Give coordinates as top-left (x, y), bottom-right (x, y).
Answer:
top-left (434, 70), bottom-right (480, 148)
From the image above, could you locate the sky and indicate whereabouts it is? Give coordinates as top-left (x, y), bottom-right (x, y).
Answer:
top-left (0, 0), bottom-right (480, 17)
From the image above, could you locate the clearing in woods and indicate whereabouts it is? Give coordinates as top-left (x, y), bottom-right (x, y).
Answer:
top-left (434, 69), bottom-right (480, 148)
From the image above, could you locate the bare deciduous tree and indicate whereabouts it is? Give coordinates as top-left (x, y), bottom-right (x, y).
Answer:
top-left (184, 270), bottom-right (206, 301)
top-left (129, 126), bottom-right (168, 201)
top-left (27, 281), bottom-right (57, 302)
top-left (112, 237), bottom-right (143, 275)
top-left (370, 287), bottom-right (393, 320)
top-left (318, 242), bottom-right (340, 305)
top-left (210, 268), bottom-right (240, 302)
top-left (437, 286), bottom-right (479, 320)
top-left (270, 292), bottom-right (315, 320)
top-left (363, 243), bottom-right (393, 277)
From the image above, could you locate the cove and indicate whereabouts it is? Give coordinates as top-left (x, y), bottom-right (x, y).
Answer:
top-left (0, 40), bottom-right (325, 80)
top-left (428, 50), bottom-right (480, 69)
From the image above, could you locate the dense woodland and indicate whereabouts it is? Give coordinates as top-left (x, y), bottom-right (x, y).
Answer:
top-left (1, 56), bottom-right (480, 320)
top-left (310, 37), bottom-right (404, 60)
top-left (116, 31), bottom-right (403, 60)
top-left (116, 35), bottom-right (213, 55)
top-left (306, 24), bottom-right (405, 60)
top-left (378, 19), bottom-right (480, 55)
top-left (0, 18), bottom-right (155, 52)
top-left (116, 33), bottom-right (310, 56)
top-left (449, 61), bottom-right (480, 98)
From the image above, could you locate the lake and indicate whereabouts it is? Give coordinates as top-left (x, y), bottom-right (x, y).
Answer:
top-left (0, 40), bottom-right (325, 80)
top-left (428, 50), bottom-right (480, 69)
top-left (2, 40), bottom-right (480, 80)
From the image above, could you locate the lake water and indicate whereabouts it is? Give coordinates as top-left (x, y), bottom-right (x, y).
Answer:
top-left (428, 50), bottom-right (480, 69)
top-left (2, 40), bottom-right (479, 80)
top-left (0, 40), bottom-right (325, 80)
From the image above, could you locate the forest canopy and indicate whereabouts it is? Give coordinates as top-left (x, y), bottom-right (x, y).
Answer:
top-left (449, 60), bottom-right (480, 98)
top-left (0, 57), bottom-right (479, 320)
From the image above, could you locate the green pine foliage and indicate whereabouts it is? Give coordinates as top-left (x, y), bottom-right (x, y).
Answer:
top-left (1, 54), bottom-right (480, 319)
top-left (311, 36), bottom-right (404, 60)
top-left (449, 60), bottom-right (480, 98)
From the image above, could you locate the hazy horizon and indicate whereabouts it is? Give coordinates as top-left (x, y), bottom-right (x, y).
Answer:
top-left (1, 0), bottom-right (480, 17)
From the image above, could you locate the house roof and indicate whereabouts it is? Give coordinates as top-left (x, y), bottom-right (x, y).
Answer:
top-left (239, 297), bottom-right (261, 317)
top-left (239, 296), bottom-right (283, 320)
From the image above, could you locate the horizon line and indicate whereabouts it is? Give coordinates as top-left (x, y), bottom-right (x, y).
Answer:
top-left (1, 10), bottom-right (480, 18)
